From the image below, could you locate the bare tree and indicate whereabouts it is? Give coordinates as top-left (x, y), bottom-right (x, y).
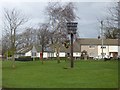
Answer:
top-left (17, 28), bottom-right (36, 48)
top-left (104, 26), bottom-right (119, 39)
top-left (37, 23), bottom-right (50, 64)
top-left (103, 2), bottom-right (120, 39)
top-left (46, 2), bottom-right (77, 63)
top-left (3, 8), bottom-right (28, 68)
top-left (2, 34), bottom-right (11, 58)
top-left (118, 1), bottom-right (120, 40)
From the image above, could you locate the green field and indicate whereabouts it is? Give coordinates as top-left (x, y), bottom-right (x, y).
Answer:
top-left (0, 60), bottom-right (2, 88)
top-left (2, 60), bottom-right (118, 88)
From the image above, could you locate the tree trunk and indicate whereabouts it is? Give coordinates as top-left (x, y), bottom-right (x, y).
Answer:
top-left (12, 46), bottom-right (15, 68)
top-left (56, 47), bottom-right (60, 63)
top-left (12, 55), bottom-right (15, 68)
top-left (41, 45), bottom-right (44, 64)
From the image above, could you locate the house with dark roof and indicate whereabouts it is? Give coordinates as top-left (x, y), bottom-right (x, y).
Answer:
top-left (24, 45), bottom-right (48, 59)
top-left (118, 39), bottom-right (120, 56)
top-left (66, 41), bottom-right (81, 58)
top-left (16, 38), bottom-right (119, 59)
top-left (16, 41), bottom-right (81, 59)
top-left (47, 42), bottom-right (81, 58)
top-left (76, 38), bottom-right (119, 58)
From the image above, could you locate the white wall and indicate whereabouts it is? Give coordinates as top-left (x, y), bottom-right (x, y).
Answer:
top-left (98, 45), bottom-right (109, 56)
top-left (98, 45), bottom-right (119, 57)
top-left (118, 46), bottom-right (120, 56)
top-left (54, 53), bottom-right (57, 57)
top-left (25, 51), bottom-right (80, 58)
top-left (25, 51), bottom-right (48, 58)
top-left (53, 52), bottom-right (66, 57)
top-left (73, 52), bottom-right (81, 57)
top-left (47, 53), bottom-right (54, 57)
top-left (37, 53), bottom-right (40, 57)
top-left (59, 52), bottom-right (66, 57)
top-left (43, 52), bottom-right (48, 58)
top-left (109, 46), bottom-right (118, 52)
top-left (25, 50), bottom-right (31, 56)
top-left (36, 52), bottom-right (48, 58)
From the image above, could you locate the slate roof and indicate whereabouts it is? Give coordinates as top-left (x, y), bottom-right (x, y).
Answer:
top-left (17, 45), bottom-right (42, 53)
top-left (48, 41), bottom-right (81, 53)
top-left (17, 46), bottom-right (33, 53)
top-left (66, 41), bottom-right (81, 53)
top-left (76, 38), bottom-right (119, 45)
top-left (16, 38), bottom-right (119, 54)
top-left (48, 43), bottom-right (67, 52)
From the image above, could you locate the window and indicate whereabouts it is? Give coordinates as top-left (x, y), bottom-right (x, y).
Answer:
top-left (101, 46), bottom-right (106, 49)
top-left (89, 45), bottom-right (95, 49)
top-left (76, 53), bottom-right (79, 55)
top-left (32, 52), bottom-right (36, 57)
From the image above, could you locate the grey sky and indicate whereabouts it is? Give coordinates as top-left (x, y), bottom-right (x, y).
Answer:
top-left (0, 1), bottom-right (113, 38)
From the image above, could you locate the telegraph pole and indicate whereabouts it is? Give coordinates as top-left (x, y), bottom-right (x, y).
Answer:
top-left (118, 1), bottom-right (120, 39)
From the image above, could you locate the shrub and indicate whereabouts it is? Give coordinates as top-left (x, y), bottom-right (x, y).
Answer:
top-left (15, 56), bottom-right (33, 61)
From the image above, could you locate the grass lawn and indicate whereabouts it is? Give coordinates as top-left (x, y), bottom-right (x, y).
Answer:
top-left (2, 60), bottom-right (118, 88)
top-left (0, 60), bottom-right (2, 88)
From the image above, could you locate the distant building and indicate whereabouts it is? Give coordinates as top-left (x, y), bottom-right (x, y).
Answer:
top-left (76, 38), bottom-right (119, 58)
top-left (15, 38), bottom-right (119, 59)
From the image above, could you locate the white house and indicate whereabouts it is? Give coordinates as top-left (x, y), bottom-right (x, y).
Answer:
top-left (25, 50), bottom-right (49, 58)
top-left (16, 38), bottom-right (119, 59)
top-left (118, 39), bottom-right (120, 56)
top-left (22, 41), bottom-right (81, 59)
top-left (71, 41), bottom-right (81, 58)
top-left (76, 38), bottom-right (119, 59)
top-left (98, 45), bottom-right (118, 58)
top-left (118, 46), bottom-right (120, 56)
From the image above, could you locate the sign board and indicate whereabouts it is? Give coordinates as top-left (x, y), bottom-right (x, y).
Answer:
top-left (67, 22), bottom-right (78, 34)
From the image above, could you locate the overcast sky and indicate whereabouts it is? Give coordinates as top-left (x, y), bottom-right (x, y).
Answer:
top-left (0, 1), bottom-right (115, 39)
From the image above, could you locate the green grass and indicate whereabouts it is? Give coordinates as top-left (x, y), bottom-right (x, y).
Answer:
top-left (2, 60), bottom-right (118, 88)
top-left (0, 60), bottom-right (2, 88)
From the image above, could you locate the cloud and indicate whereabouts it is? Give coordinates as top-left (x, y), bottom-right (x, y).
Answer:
top-left (75, 2), bottom-right (112, 38)
top-left (0, 0), bottom-right (117, 2)
top-left (0, 2), bottom-right (113, 39)
top-left (0, 2), bottom-right (48, 37)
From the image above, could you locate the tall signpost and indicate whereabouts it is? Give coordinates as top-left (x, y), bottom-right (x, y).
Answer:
top-left (67, 22), bottom-right (78, 68)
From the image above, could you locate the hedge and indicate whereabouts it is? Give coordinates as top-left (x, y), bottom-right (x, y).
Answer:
top-left (15, 56), bottom-right (33, 61)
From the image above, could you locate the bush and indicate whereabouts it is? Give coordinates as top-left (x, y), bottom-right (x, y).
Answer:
top-left (15, 56), bottom-right (33, 61)
top-left (34, 57), bottom-right (40, 61)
